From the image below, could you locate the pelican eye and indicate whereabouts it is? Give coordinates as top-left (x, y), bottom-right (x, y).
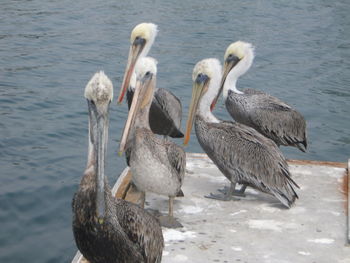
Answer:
top-left (227, 53), bottom-right (240, 63)
top-left (133, 36), bottom-right (146, 46)
top-left (196, 73), bottom-right (208, 84)
top-left (145, 71), bottom-right (151, 77)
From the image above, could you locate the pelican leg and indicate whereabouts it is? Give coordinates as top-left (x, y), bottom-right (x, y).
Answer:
top-left (159, 196), bottom-right (183, 228)
top-left (205, 182), bottom-right (241, 201)
top-left (236, 185), bottom-right (247, 197)
top-left (169, 196), bottom-right (173, 217)
top-left (140, 192), bottom-right (146, 209)
top-left (218, 183), bottom-right (247, 197)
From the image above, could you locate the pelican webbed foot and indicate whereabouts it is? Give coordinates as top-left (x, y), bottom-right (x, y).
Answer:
top-left (205, 182), bottom-right (246, 201)
top-left (158, 196), bottom-right (183, 228)
top-left (217, 184), bottom-right (247, 197)
top-left (204, 192), bottom-right (240, 201)
top-left (159, 215), bottom-right (183, 228)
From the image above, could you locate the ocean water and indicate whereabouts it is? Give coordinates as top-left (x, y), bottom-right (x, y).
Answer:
top-left (0, 0), bottom-right (349, 262)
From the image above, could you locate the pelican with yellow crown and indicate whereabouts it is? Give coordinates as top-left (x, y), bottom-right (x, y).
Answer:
top-left (211, 41), bottom-right (307, 152)
top-left (118, 23), bottom-right (183, 139)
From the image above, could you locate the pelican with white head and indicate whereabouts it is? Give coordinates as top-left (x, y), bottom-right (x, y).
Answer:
top-left (211, 41), bottom-right (307, 152)
top-left (211, 41), bottom-right (254, 109)
top-left (119, 57), bottom-right (157, 153)
top-left (119, 57), bottom-right (186, 228)
top-left (184, 58), bottom-right (222, 145)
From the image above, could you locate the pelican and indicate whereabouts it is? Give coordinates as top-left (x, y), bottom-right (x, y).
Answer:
top-left (118, 22), bottom-right (183, 138)
top-left (119, 57), bottom-right (186, 228)
top-left (185, 58), bottom-right (299, 208)
top-left (212, 41), bottom-right (307, 152)
top-left (72, 71), bottom-right (164, 263)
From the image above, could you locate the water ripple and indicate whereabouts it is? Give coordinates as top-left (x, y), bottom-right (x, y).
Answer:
top-left (1, 0), bottom-right (350, 262)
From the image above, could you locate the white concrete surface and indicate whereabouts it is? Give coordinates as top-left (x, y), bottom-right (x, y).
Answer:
top-left (73, 153), bottom-right (349, 263)
top-left (145, 154), bottom-right (349, 263)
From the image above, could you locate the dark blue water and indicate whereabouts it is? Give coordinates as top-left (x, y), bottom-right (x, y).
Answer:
top-left (1, 0), bottom-right (349, 262)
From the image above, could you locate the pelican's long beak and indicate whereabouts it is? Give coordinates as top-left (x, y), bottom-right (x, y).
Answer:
top-left (210, 55), bottom-right (240, 111)
top-left (119, 73), bottom-right (155, 153)
top-left (184, 74), bottom-right (209, 146)
top-left (117, 38), bottom-right (146, 104)
top-left (88, 100), bottom-right (110, 222)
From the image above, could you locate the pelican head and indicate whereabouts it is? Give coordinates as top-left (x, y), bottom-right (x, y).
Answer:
top-left (184, 58), bottom-right (222, 146)
top-left (119, 57), bottom-right (157, 153)
top-left (85, 71), bottom-right (113, 223)
top-left (85, 71), bottom-right (114, 107)
top-left (117, 23), bottom-right (158, 104)
top-left (211, 41), bottom-right (254, 110)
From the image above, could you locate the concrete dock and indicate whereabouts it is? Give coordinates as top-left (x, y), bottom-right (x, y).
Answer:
top-left (72, 153), bottom-right (350, 263)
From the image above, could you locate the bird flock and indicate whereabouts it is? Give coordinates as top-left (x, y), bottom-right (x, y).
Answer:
top-left (72, 22), bottom-right (307, 263)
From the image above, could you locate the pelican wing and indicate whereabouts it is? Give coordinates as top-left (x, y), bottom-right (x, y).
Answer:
top-left (165, 142), bottom-right (186, 185)
top-left (197, 117), bottom-right (298, 207)
top-left (150, 88), bottom-right (183, 137)
top-left (135, 128), bottom-right (185, 185)
top-left (252, 93), bottom-right (292, 110)
top-left (126, 88), bottom-right (134, 110)
top-left (128, 88), bottom-right (184, 137)
top-left (154, 88), bottom-right (182, 127)
top-left (227, 91), bottom-right (307, 151)
top-left (249, 95), bottom-right (306, 150)
top-left (115, 199), bottom-right (164, 263)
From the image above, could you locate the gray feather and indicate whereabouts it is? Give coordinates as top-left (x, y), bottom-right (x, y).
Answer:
top-left (154, 88), bottom-right (182, 131)
top-left (195, 115), bottom-right (298, 207)
top-left (165, 141), bottom-right (186, 185)
top-left (226, 88), bottom-right (307, 151)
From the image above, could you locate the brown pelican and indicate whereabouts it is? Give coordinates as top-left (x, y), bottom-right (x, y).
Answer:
top-left (72, 71), bottom-right (164, 262)
top-left (184, 58), bottom-right (299, 208)
top-left (118, 22), bottom-right (183, 138)
top-left (212, 41), bottom-right (307, 152)
top-left (119, 57), bottom-right (186, 228)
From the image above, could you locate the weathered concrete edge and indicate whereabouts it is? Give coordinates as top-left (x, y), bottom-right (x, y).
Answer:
top-left (288, 158), bottom-right (347, 168)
